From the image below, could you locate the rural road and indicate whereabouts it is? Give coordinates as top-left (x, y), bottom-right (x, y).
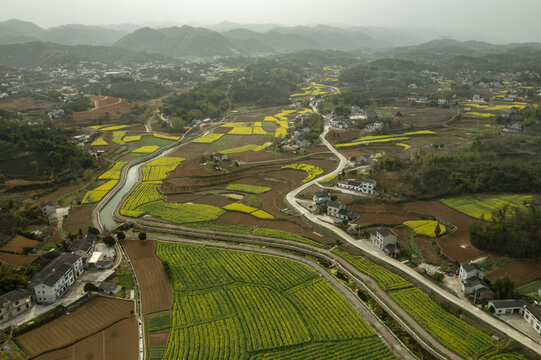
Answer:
top-left (150, 235), bottom-right (417, 360)
top-left (285, 107), bottom-right (541, 356)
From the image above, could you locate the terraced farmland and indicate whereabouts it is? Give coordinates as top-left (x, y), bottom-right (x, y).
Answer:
top-left (225, 184), bottom-right (271, 194)
top-left (81, 180), bottom-right (118, 204)
top-left (389, 287), bottom-right (494, 359)
top-left (333, 249), bottom-right (497, 359)
top-left (99, 162), bottom-right (127, 180)
top-left (155, 242), bottom-right (397, 360)
top-left (142, 157), bottom-right (185, 181)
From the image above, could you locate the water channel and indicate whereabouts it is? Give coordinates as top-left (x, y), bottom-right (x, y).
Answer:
top-left (98, 145), bottom-right (181, 230)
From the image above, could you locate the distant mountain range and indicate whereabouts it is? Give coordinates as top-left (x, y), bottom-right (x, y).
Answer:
top-left (0, 19), bottom-right (127, 46)
top-left (1, 19), bottom-right (541, 64)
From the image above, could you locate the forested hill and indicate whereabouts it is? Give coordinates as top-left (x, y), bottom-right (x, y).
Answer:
top-left (0, 42), bottom-right (170, 68)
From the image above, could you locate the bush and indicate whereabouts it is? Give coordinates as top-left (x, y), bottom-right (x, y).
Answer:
top-left (103, 236), bottom-right (116, 247)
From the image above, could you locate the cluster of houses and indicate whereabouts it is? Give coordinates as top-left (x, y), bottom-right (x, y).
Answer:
top-left (0, 234), bottom-right (116, 325)
top-left (312, 190), bottom-right (359, 223)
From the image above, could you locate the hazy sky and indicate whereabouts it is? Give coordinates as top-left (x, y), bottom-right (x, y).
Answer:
top-left (3, 0), bottom-right (541, 42)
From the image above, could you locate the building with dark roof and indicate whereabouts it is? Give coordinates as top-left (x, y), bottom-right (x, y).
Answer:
top-left (524, 303), bottom-right (541, 334)
top-left (71, 234), bottom-right (96, 267)
top-left (369, 228), bottom-right (399, 256)
top-left (0, 289), bottom-right (34, 324)
top-left (31, 253), bottom-right (83, 304)
top-left (488, 299), bottom-right (527, 315)
top-left (459, 262), bottom-right (484, 281)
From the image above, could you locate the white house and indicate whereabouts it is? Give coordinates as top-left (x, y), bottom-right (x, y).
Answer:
top-left (31, 253), bottom-right (83, 304)
top-left (40, 201), bottom-right (56, 218)
top-left (338, 179), bottom-right (376, 195)
top-left (365, 122), bottom-right (384, 131)
top-left (438, 98), bottom-right (448, 105)
top-left (369, 228), bottom-right (398, 250)
top-left (0, 289), bottom-right (34, 324)
top-left (71, 234), bottom-right (96, 267)
top-left (327, 201), bottom-right (345, 217)
top-left (523, 303), bottom-right (541, 334)
top-left (488, 299), bottom-right (526, 315)
top-left (459, 262), bottom-right (484, 281)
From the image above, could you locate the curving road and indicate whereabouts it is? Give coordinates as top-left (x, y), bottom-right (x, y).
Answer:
top-left (285, 106), bottom-right (541, 356)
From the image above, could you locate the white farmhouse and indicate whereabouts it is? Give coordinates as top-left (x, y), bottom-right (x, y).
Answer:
top-left (369, 228), bottom-right (399, 256)
top-left (523, 303), bottom-right (541, 335)
top-left (0, 289), bottom-right (34, 324)
top-left (31, 253), bottom-right (83, 304)
top-left (338, 179), bottom-right (376, 195)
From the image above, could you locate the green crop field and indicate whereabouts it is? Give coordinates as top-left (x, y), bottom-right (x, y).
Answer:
top-left (516, 280), bottom-right (541, 299)
top-left (148, 314), bottom-right (171, 332)
top-left (140, 200), bottom-right (225, 223)
top-left (225, 184), bottom-right (271, 194)
top-left (333, 250), bottom-right (412, 292)
top-left (333, 249), bottom-right (496, 359)
top-left (155, 242), bottom-right (397, 360)
top-left (389, 287), bottom-right (493, 359)
top-left (440, 194), bottom-right (533, 220)
top-left (120, 182), bottom-right (164, 217)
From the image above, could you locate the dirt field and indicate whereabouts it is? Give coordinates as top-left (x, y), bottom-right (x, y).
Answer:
top-left (0, 235), bottom-right (39, 253)
top-left (16, 297), bottom-right (134, 358)
top-left (405, 200), bottom-right (486, 262)
top-left (34, 317), bottom-right (138, 360)
top-left (38, 184), bottom-right (83, 204)
top-left (63, 206), bottom-right (93, 235)
top-left (148, 328), bottom-right (170, 350)
top-left (486, 260), bottom-right (541, 287)
top-left (348, 208), bottom-right (421, 227)
top-left (124, 240), bottom-right (173, 314)
top-left (73, 97), bottom-right (133, 123)
top-left (0, 252), bottom-right (38, 265)
top-left (0, 97), bottom-right (53, 112)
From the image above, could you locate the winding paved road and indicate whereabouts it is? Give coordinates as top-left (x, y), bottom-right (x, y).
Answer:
top-left (285, 109), bottom-right (541, 357)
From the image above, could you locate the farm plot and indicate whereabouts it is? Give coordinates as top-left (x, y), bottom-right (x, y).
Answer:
top-left (226, 184), bottom-right (271, 194)
top-left (282, 163), bottom-right (324, 182)
top-left (155, 242), bottom-right (396, 360)
top-left (81, 180), bottom-right (118, 204)
top-left (120, 182), bottom-right (164, 217)
top-left (223, 203), bottom-right (275, 220)
top-left (143, 157), bottom-right (185, 181)
top-left (0, 235), bottom-right (39, 253)
top-left (221, 144), bottom-right (260, 154)
top-left (133, 145), bottom-right (160, 153)
top-left (440, 194), bottom-right (533, 220)
top-left (193, 134), bottom-right (224, 143)
top-left (139, 201), bottom-right (225, 224)
top-left (34, 317), bottom-right (138, 360)
top-left (403, 220), bottom-right (446, 237)
top-left (334, 249), bottom-right (497, 359)
top-left (98, 161), bottom-right (127, 180)
top-left (112, 130), bottom-right (126, 145)
top-left (336, 130), bottom-right (436, 148)
top-left (16, 297), bottom-right (134, 358)
top-left (388, 287), bottom-right (494, 359)
top-left (91, 137), bottom-right (108, 146)
top-left (125, 240), bottom-right (173, 314)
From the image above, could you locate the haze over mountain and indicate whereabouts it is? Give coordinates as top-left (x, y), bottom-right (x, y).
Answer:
top-left (1, 15), bottom-right (541, 64)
